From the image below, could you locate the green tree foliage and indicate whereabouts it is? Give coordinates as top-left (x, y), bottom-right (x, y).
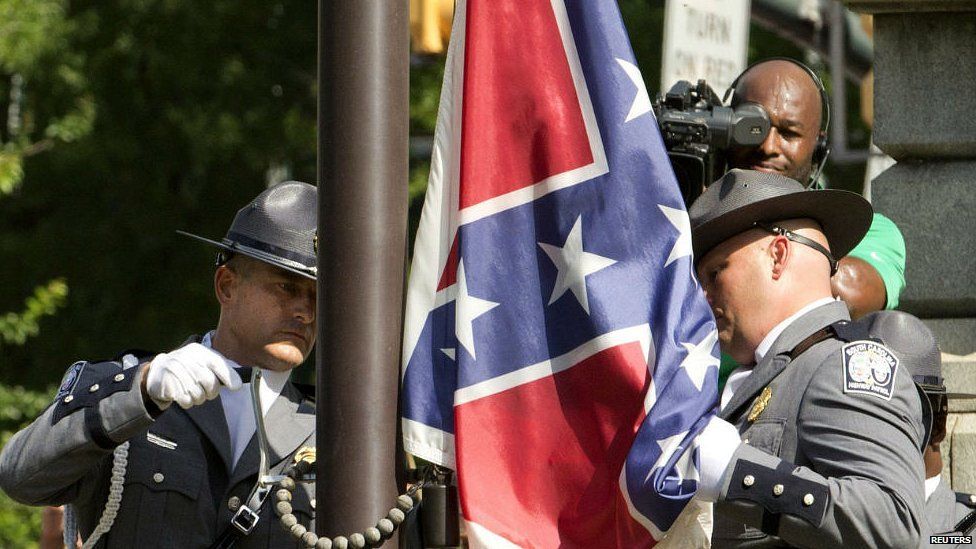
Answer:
top-left (0, 0), bottom-right (94, 193)
top-left (0, 278), bottom-right (68, 348)
top-left (0, 2), bottom-right (317, 544)
top-left (0, 0), bottom-right (318, 388)
top-left (0, 0), bottom-right (76, 362)
top-left (0, 2), bottom-right (85, 544)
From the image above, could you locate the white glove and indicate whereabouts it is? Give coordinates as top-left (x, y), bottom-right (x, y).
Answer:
top-left (695, 416), bottom-right (743, 502)
top-left (145, 343), bottom-right (243, 410)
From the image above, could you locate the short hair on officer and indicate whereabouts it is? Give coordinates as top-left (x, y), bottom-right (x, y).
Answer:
top-left (690, 168), bottom-right (872, 363)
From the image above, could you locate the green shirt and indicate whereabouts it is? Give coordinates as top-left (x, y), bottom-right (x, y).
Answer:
top-left (716, 213), bottom-right (907, 390)
top-left (847, 213), bottom-right (906, 309)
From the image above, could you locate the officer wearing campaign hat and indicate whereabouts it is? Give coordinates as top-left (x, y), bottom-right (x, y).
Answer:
top-left (859, 310), bottom-right (976, 542)
top-left (690, 170), bottom-right (927, 548)
top-left (0, 181), bottom-right (320, 548)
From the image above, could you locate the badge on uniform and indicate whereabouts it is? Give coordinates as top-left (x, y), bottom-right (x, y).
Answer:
top-left (842, 340), bottom-right (898, 401)
top-left (748, 386), bottom-right (773, 422)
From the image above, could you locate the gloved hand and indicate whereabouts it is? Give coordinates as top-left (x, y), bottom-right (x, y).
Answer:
top-left (144, 343), bottom-right (243, 410)
top-left (694, 415), bottom-right (743, 502)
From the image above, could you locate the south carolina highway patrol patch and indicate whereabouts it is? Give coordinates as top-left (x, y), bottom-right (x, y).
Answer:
top-left (842, 341), bottom-right (898, 401)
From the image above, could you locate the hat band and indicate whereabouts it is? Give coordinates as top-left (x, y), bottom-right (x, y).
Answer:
top-left (225, 231), bottom-right (315, 269)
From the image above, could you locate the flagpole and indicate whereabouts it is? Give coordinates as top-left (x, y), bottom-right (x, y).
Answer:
top-left (316, 0), bottom-right (408, 539)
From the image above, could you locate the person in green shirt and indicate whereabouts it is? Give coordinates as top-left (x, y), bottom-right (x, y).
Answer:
top-left (717, 58), bottom-right (906, 390)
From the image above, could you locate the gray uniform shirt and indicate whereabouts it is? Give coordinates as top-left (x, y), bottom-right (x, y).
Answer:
top-left (712, 301), bottom-right (926, 549)
top-left (0, 341), bottom-right (315, 548)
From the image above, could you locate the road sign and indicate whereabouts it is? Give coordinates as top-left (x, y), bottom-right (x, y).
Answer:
top-left (661, 0), bottom-right (751, 97)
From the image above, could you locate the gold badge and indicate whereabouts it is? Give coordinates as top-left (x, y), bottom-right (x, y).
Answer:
top-left (747, 387), bottom-right (772, 422)
top-left (294, 446), bottom-right (316, 465)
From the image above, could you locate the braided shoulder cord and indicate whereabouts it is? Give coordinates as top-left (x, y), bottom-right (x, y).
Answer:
top-left (81, 441), bottom-right (130, 548)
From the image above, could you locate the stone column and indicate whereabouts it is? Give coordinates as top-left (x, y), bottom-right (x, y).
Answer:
top-left (843, 0), bottom-right (976, 490)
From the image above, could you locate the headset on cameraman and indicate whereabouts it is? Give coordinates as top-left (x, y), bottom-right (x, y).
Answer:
top-left (723, 57), bottom-right (831, 189)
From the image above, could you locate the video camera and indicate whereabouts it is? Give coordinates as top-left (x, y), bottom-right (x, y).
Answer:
top-left (652, 79), bottom-right (771, 206)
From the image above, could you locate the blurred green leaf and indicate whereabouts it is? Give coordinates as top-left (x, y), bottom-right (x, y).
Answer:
top-left (0, 278), bottom-right (68, 348)
top-left (0, 0), bottom-right (69, 75)
top-left (0, 152), bottom-right (24, 195)
top-left (44, 95), bottom-right (96, 142)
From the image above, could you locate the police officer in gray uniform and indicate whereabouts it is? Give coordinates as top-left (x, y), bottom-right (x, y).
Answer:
top-left (690, 169), bottom-right (927, 548)
top-left (859, 310), bottom-right (976, 545)
top-left (0, 181), bottom-right (319, 548)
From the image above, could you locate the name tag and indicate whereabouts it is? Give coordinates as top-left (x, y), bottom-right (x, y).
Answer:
top-left (147, 432), bottom-right (178, 450)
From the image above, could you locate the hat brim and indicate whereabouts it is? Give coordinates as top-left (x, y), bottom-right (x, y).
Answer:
top-left (917, 383), bottom-right (976, 400)
top-left (692, 189), bottom-right (873, 263)
top-left (177, 230), bottom-right (317, 280)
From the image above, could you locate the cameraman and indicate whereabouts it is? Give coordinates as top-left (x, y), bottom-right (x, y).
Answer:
top-left (715, 59), bottom-right (906, 392)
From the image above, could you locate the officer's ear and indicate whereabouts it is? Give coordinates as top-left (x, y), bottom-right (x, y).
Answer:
top-left (214, 263), bottom-right (239, 305)
top-left (768, 236), bottom-right (791, 281)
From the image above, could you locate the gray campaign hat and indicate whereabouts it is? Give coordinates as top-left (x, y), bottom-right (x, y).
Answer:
top-left (178, 181), bottom-right (318, 280)
top-left (861, 310), bottom-right (976, 399)
top-left (689, 169), bottom-right (872, 263)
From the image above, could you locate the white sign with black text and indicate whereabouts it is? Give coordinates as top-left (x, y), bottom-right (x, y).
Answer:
top-left (660, 0), bottom-right (751, 98)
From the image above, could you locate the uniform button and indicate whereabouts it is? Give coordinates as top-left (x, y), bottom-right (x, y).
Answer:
top-left (743, 475), bottom-right (755, 487)
top-left (63, 395), bottom-right (74, 403)
top-left (89, 384), bottom-right (100, 393)
top-left (152, 473), bottom-right (165, 483)
top-left (227, 496), bottom-right (241, 511)
top-left (114, 373), bottom-right (125, 382)
top-left (311, 499), bottom-right (316, 510)
top-left (772, 484), bottom-right (784, 496)
top-left (743, 439), bottom-right (749, 445)
top-left (803, 493), bottom-right (815, 506)
top-left (970, 495), bottom-right (976, 505)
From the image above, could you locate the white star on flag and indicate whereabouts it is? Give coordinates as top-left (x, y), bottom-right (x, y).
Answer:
top-left (646, 431), bottom-right (700, 485)
top-left (659, 205), bottom-right (692, 267)
top-left (455, 260), bottom-right (500, 360)
top-left (616, 58), bottom-right (652, 122)
top-left (679, 330), bottom-right (720, 391)
top-left (539, 216), bottom-right (616, 314)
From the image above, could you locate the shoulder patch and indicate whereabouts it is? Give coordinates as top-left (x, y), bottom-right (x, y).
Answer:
top-left (55, 361), bottom-right (87, 401)
top-left (842, 340), bottom-right (898, 401)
